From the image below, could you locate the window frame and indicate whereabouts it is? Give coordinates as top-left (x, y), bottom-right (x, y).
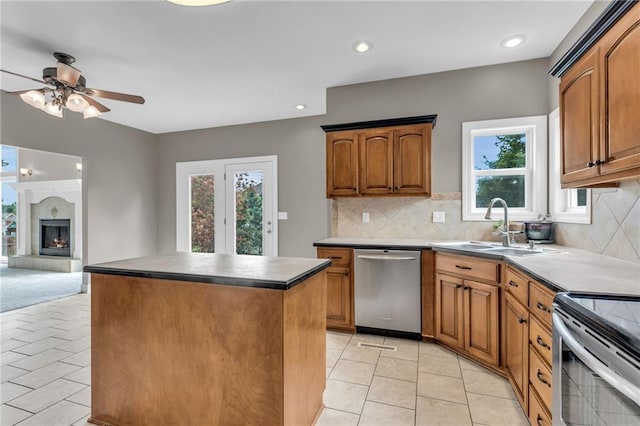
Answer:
top-left (462, 115), bottom-right (547, 221)
top-left (548, 108), bottom-right (591, 224)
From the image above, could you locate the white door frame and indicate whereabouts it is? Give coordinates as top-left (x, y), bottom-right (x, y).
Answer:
top-left (176, 155), bottom-right (278, 256)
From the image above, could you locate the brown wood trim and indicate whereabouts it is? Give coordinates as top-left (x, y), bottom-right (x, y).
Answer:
top-left (421, 250), bottom-right (436, 339)
top-left (560, 168), bottom-right (635, 188)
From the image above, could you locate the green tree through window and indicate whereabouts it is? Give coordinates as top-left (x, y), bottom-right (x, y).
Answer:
top-left (476, 134), bottom-right (526, 208)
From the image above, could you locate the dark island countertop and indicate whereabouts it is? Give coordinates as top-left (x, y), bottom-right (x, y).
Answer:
top-left (84, 252), bottom-right (331, 290)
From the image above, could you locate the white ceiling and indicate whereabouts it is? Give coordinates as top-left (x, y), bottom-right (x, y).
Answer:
top-left (1, 0), bottom-right (593, 134)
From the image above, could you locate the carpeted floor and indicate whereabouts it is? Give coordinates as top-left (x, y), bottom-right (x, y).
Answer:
top-left (0, 264), bottom-right (83, 312)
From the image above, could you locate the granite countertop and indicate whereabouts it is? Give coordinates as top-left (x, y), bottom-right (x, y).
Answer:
top-left (84, 253), bottom-right (331, 290)
top-left (314, 238), bottom-right (640, 296)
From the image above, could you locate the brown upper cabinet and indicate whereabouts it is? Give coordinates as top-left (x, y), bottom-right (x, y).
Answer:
top-left (322, 115), bottom-right (436, 198)
top-left (553, 1), bottom-right (640, 188)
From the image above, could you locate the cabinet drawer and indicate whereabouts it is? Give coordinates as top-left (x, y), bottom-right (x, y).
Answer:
top-left (528, 384), bottom-right (552, 426)
top-left (436, 254), bottom-right (500, 283)
top-left (504, 266), bottom-right (528, 306)
top-left (529, 281), bottom-right (554, 328)
top-left (529, 345), bottom-right (552, 412)
top-left (317, 248), bottom-right (352, 267)
top-left (529, 315), bottom-right (552, 367)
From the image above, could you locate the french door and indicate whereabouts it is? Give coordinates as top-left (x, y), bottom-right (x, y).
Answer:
top-left (176, 156), bottom-right (277, 256)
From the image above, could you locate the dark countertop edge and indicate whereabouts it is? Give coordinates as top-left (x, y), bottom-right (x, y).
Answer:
top-left (321, 114), bottom-right (437, 132)
top-left (84, 260), bottom-right (331, 291)
top-left (554, 293), bottom-right (640, 364)
top-left (549, 0), bottom-right (638, 77)
top-left (314, 241), bottom-right (434, 251)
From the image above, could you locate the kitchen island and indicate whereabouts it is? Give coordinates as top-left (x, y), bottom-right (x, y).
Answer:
top-left (84, 253), bottom-right (330, 426)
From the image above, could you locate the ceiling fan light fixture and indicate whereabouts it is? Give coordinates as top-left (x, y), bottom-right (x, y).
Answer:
top-left (166, 0), bottom-right (231, 6)
top-left (66, 93), bottom-right (89, 112)
top-left (83, 105), bottom-right (102, 119)
top-left (20, 90), bottom-right (45, 110)
top-left (44, 101), bottom-right (63, 118)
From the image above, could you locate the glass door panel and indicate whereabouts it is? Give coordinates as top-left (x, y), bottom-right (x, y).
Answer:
top-left (190, 174), bottom-right (215, 253)
top-left (233, 170), bottom-right (263, 255)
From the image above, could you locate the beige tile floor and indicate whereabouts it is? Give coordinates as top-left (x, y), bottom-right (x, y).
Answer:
top-left (1, 294), bottom-right (529, 425)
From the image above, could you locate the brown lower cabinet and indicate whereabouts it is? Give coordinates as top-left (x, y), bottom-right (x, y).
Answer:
top-left (435, 272), bottom-right (500, 368)
top-left (317, 247), bottom-right (355, 332)
top-left (504, 291), bottom-right (530, 411)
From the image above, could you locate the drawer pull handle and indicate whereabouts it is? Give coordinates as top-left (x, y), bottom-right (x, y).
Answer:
top-left (536, 370), bottom-right (551, 387)
top-left (536, 335), bottom-right (550, 350)
top-left (519, 317), bottom-right (527, 324)
top-left (508, 280), bottom-right (519, 287)
top-left (536, 301), bottom-right (551, 313)
top-left (587, 161), bottom-right (595, 168)
top-left (455, 265), bottom-right (472, 270)
top-left (536, 414), bottom-right (544, 426)
top-left (328, 256), bottom-right (342, 260)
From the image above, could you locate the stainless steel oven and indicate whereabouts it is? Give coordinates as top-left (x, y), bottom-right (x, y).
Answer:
top-left (552, 293), bottom-right (640, 425)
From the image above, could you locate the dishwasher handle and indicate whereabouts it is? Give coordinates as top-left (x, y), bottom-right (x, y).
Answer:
top-left (356, 254), bottom-right (417, 261)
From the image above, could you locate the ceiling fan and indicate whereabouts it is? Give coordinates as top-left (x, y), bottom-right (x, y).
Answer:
top-left (0, 52), bottom-right (145, 119)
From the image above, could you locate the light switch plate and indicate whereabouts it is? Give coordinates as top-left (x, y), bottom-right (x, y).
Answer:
top-left (362, 212), bottom-right (370, 223)
top-left (278, 212), bottom-right (288, 220)
top-left (433, 211), bottom-right (445, 223)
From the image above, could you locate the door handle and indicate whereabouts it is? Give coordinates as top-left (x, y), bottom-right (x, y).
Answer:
top-left (536, 301), bottom-right (551, 313)
top-left (536, 370), bottom-right (551, 388)
top-left (536, 336), bottom-right (550, 350)
top-left (508, 280), bottom-right (518, 287)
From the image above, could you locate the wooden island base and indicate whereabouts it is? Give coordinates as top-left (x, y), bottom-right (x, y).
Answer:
top-left (89, 271), bottom-right (327, 426)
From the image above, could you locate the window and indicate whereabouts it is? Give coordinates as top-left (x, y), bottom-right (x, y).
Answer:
top-left (462, 116), bottom-right (547, 221)
top-left (548, 108), bottom-right (591, 224)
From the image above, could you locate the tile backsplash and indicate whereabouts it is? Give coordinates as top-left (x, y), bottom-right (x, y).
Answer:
top-left (554, 180), bottom-right (640, 263)
top-left (331, 180), bottom-right (640, 264)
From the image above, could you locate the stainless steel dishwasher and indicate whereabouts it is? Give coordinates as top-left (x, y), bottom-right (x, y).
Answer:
top-left (354, 249), bottom-right (421, 335)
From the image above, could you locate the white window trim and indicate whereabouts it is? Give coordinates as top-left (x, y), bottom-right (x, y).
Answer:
top-left (462, 115), bottom-right (547, 221)
top-left (548, 108), bottom-right (591, 224)
top-left (176, 155), bottom-right (278, 255)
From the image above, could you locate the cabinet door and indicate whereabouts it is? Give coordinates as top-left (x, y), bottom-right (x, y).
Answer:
top-left (326, 266), bottom-right (353, 330)
top-left (435, 273), bottom-right (464, 350)
top-left (464, 280), bottom-right (499, 367)
top-left (326, 131), bottom-right (358, 197)
top-left (394, 125), bottom-right (431, 194)
top-left (560, 48), bottom-right (601, 185)
top-left (359, 129), bottom-right (394, 195)
top-left (599, 4), bottom-right (640, 176)
top-left (504, 292), bottom-right (529, 411)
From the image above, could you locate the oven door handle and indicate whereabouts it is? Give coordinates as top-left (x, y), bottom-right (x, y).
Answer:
top-left (553, 314), bottom-right (640, 406)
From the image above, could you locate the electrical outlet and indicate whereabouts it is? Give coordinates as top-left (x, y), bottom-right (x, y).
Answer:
top-left (362, 212), bottom-right (370, 223)
top-left (433, 211), bottom-right (446, 223)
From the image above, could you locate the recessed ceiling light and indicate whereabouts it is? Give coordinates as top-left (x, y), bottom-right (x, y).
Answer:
top-left (353, 41), bottom-right (373, 53)
top-left (166, 0), bottom-right (231, 6)
top-left (295, 104), bottom-right (307, 110)
top-left (501, 35), bottom-right (527, 48)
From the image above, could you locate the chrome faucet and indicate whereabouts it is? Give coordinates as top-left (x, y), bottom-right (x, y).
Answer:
top-left (485, 198), bottom-right (511, 247)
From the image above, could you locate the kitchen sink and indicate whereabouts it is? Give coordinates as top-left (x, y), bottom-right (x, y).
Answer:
top-left (447, 243), bottom-right (494, 251)
top-left (484, 247), bottom-right (542, 256)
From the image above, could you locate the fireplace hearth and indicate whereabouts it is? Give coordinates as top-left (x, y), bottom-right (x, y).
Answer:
top-left (40, 219), bottom-right (71, 257)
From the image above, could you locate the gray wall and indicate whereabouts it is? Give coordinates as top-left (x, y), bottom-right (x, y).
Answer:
top-left (326, 58), bottom-right (551, 193)
top-left (156, 58), bottom-right (550, 256)
top-left (1, 92), bottom-right (158, 265)
top-left (156, 115), bottom-right (329, 258)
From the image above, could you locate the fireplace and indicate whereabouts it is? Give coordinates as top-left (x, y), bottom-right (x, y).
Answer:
top-left (40, 219), bottom-right (71, 257)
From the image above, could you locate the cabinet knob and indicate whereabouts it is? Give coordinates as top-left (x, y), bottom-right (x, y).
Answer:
top-left (456, 284), bottom-right (463, 289)
top-left (519, 317), bottom-right (527, 324)
top-left (587, 161), bottom-right (595, 167)
top-left (344, 272), bottom-right (349, 277)
top-left (537, 414), bottom-right (544, 426)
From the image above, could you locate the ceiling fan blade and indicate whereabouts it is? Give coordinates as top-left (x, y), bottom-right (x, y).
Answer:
top-left (84, 88), bottom-right (145, 104)
top-left (78, 93), bottom-right (111, 113)
top-left (0, 69), bottom-right (51, 86)
top-left (57, 62), bottom-right (82, 87)
top-left (5, 89), bottom-right (36, 95)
